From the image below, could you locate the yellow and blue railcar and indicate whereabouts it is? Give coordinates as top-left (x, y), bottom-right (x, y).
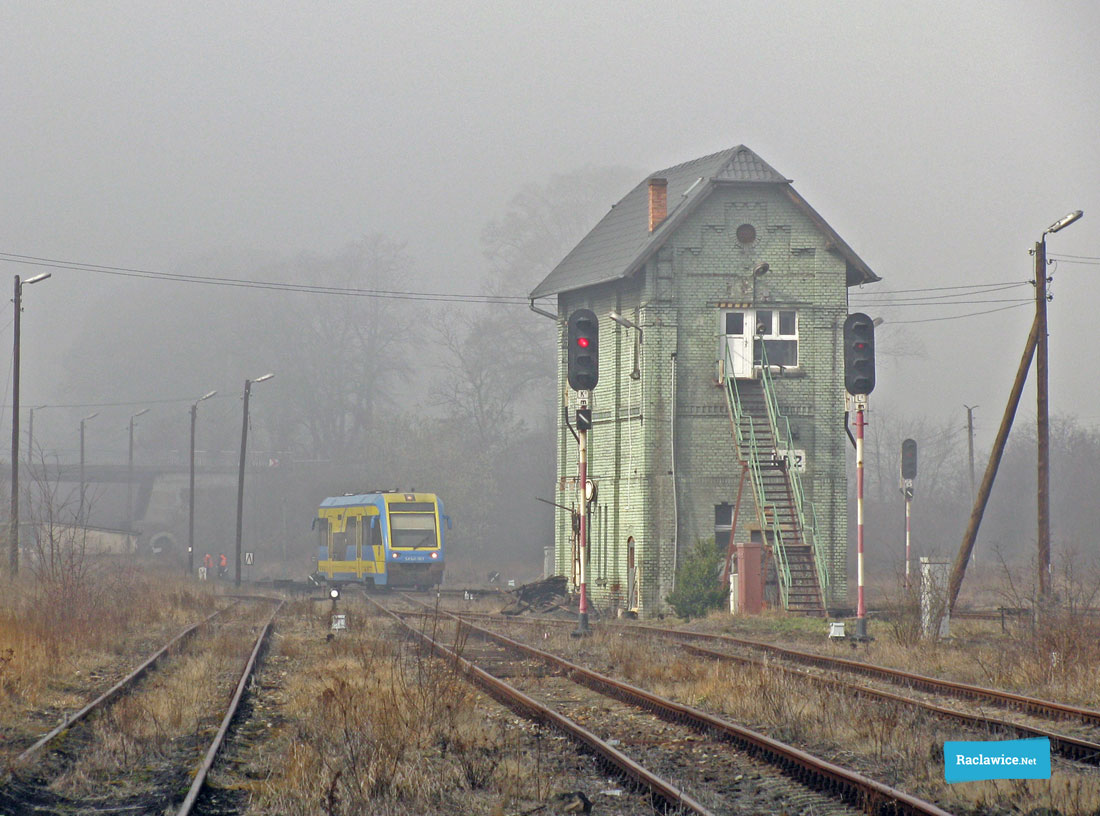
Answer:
top-left (315, 491), bottom-right (447, 588)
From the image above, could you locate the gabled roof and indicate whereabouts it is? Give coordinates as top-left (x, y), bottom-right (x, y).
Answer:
top-left (530, 145), bottom-right (879, 299)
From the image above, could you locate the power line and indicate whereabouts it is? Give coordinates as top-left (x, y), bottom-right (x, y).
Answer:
top-left (0, 252), bottom-right (546, 306)
top-left (851, 282), bottom-right (1029, 303)
top-left (0, 394), bottom-right (234, 411)
top-left (1049, 253), bottom-right (1100, 261)
top-left (882, 302), bottom-right (1031, 324)
top-left (852, 280), bottom-right (1027, 294)
top-left (1047, 256), bottom-right (1100, 266)
top-left (851, 298), bottom-right (1032, 308)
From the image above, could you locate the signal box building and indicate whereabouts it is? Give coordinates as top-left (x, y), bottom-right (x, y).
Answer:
top-left (530, 146), bottom-right (880, 616)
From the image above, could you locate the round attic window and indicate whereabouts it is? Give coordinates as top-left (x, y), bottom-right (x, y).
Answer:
top-left (736, 223), bottom-right (757, 244)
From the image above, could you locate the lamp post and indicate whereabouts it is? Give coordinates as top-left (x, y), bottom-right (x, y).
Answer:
top-left (126, 409), bottom-right (149, 553)
top-left (188, 390), bottom-right (217, 576)
top-left (79, 412), bottom-right (98, 522)
top-left (8, 272), bottom-right (50, 577)
top-left (1035, 209), bottom-right (1083, 599)
top-left (609, 310), bottom-right (643, 380)
top-left (235, 374), bottom-right (273, 587)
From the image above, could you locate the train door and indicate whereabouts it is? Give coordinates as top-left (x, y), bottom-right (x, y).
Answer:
top-left (316, 517), bottom-right (329, 565)
top-left (345, 516), bottom-right (358, 561)
top-left (370, 515), bottom-right (386, 584)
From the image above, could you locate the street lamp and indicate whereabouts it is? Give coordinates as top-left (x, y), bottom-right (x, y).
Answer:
top-left (8, 272), bottom-right (50, 577)
top-left (609, 310), bottom-right (643, 380)
top-left (235, 373), bottom-right (273, 587)
top-left (1035, 209), bottom-right (1084, 599)
top-left (79, 412), bottom-right (98, 522)
top-left (188, 390), bottom-right (217, 576)
top-left (126, 408), bottom-right (149, 554)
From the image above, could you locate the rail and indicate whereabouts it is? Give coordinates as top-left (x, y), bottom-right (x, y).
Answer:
top-left (366, 596), bottom-right (716, 815)
top-left (402, 597), bottom-right (957, 816)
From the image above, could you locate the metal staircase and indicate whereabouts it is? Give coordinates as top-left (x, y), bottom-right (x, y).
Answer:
top-left (722, 346), bottom-right (828, 615)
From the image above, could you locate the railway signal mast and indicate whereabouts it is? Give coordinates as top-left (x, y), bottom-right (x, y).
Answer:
top-left (567, 309), bottom-right (598, 636)
top-left (844, 313), bottom-right (875, 639)
top-left (900, 439), bottom-right (917, 589)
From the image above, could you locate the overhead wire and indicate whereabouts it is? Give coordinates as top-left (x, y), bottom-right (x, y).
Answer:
top-left (0, 252), bottom-right (546, 306)
top-left (879, 302), bottom-right (1031, 324)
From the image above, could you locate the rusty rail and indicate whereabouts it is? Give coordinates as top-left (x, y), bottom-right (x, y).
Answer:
top-left (176, 599), bottom-right (283, 815)
top-left (445, 609), bottom-right (1100, 728)
top-left (15, 605), bottom-right (230, 765)
top-left (680, 642), bottom-right (1100, 765)
top-left (396, 597), bottom-right (956, 816)
top-left (367, 596), bottom-right (716, 815)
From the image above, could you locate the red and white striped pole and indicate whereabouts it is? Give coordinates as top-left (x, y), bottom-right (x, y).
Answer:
top-left (855, 406), bottom-right (867, 639)
top-left (574, 422), bottom-right (590, 635)
top-left (904, 495), bottom-right (912, 590)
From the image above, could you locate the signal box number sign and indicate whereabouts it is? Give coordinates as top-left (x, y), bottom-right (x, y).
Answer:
top-left (244, 552), bottom-right (255, 566)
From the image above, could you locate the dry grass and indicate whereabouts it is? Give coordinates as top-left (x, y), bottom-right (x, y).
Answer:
top-left (0, 564), bottom-right (219, 761)
top-left (250, 605), bottom-right (553, 816)
top-left (542, 626), bottom-right (1100, 815)
top-left (0, 565), bottom-right (216, 698)
top-left (46, 603), bottom-right (267, 799)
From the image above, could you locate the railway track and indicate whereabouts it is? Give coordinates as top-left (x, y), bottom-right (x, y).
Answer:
top-left (0, 597), bottom-right (282, 816)
top-left (383, 594), bottom-right (956, 816)
top-left (442, 607), bottom-right (1100, 729)
top-left (676, 640), bottom-right (1100, 766)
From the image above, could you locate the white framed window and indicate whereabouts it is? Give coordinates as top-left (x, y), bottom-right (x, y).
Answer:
top-left (753, 309), bottom-right (798, 368)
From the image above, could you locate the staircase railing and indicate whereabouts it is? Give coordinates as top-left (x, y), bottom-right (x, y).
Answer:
top-left (754, 342), bottom-right (830, 604)
top-left (722, 346), bottom-right (791, 608)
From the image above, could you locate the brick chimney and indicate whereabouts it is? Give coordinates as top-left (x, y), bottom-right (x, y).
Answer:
top-left (647, 177), bottom-right (668, 233)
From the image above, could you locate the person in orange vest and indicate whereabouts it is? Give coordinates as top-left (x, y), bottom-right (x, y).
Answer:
top-left (203, 553), bottom-right (214, 575)
top-left (218, 553), bottom-right (228, 578)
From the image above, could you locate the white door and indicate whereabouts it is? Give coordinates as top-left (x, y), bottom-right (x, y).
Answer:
top-left (721, 310), bottom-right (756, 378)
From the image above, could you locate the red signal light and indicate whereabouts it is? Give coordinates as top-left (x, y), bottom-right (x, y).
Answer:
top-left (577, 337), bottom-right (589, 348)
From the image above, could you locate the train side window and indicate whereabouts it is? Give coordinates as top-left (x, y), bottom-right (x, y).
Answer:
top-left (316, 518), bottom-right (329, 561)
top-left (371, 517), bottom-right (383, 553)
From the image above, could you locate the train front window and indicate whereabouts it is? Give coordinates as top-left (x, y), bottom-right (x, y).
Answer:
top-left (389, 512), bottom-right (438, 549)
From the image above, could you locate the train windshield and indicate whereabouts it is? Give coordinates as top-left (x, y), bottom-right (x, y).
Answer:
top-left (389, 512), bottom-right (438, 549)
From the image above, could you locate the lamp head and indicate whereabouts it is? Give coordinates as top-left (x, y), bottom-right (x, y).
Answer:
top-left (1046, 210), bottom-right (1083, 235)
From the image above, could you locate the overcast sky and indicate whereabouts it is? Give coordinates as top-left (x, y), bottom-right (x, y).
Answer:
top-left (2, 1), bottom-right (1098, 457)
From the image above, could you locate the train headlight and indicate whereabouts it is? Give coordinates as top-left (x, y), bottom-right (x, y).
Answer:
top-left (430, 551), bottom-right (438, 559)
top-left (392, 552), bottom-right (399, 558)
top-left (329, 588), bottom-right (340, 600)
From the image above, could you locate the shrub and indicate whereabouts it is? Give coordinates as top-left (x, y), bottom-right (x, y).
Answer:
top-left (666, 538), bottom-right (726, 620)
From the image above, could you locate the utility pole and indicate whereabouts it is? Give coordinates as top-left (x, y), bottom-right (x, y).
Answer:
top-left (10, 276), bottom-right (22, 577)
top-left (189, 391), bottom-right (216, 576)
top-left (946, 316), bottom-right (1038, 615)
top-left (235, 374), bottom-right (273, 588)
top-left (964, 406), bottom-right (977, 503)
top-left (1035, 236), bottom-right (1051, 598)
top-left (9, 272), bottom-right (49, 577)
top-left (127, 409), bottom-right (149, 554)
top-left (1035, 209), bottom-right (1083, 600)
top-left (964, 405), bottom-right (977, 561)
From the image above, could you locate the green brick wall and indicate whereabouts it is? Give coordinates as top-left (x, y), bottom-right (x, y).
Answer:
top-left (553, 185), bottom-right (850, 615)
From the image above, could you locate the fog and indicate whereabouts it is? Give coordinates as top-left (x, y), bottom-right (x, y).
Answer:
top-left (2, 2), bottom-right (1098, 574)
